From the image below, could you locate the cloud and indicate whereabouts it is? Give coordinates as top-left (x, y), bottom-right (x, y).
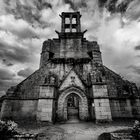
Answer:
top-left (0, 68), bottom-right (18, 93)
top-left (2, 59), bottom-right (13, 66)
top-left (125, 0), bottom-right (140, 21)
top-left (17, 68), bottom-right (34, 78)
top-left (0, 40), bottom-right (32, 63)
top-left (0, 0), bottom-right (140, 93)
top-left (0, 68), bottom-right (15, 80)
top-left (128, 65), bottom-right (140, 75)
top-left (135, 45), bottom-right (140, 50)
top-left (0, 14), bottom-right (37, 39)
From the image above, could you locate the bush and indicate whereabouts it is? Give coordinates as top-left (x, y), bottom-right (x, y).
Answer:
top-left (98, 133), bottom-right (111, 140)
top-left (131, 120), bottom-right (140, 140)
top-left (0, 120), bottom-right (18, 139)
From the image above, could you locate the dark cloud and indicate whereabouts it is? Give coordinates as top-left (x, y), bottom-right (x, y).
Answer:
top-left (106, 0), bottom-right (118, 13)
top-left (5, 1), bottom-right (39, 24)
top-left (0, 14), bottom-right (39, 40)
top-left (10, 26), bottom-right (38, 39)
top-left (4, 0), bottom-right (53, 26)
top-left (0, 41), bottom-right (32, 63)
top-left (35, 0), bottom-right (52, 10)
top-left (0, 79), bottom-right (18, 94)
top-left (98, 0), bottom-right (135, 14)
top-left (98, 0), bottom-right (108, 8)
top-left (63, 0), bottom-right (87, 10)
top-left (0, 69), bottom-right (15, 80)
top-left (14, 29), bottom-right (37, 39)
top-left (116, 0), bottom-right (133, 13)
top-left (17, 68), bottom-right (34, 78)
top-left (134, 45), bottom-right (140, 50)
top-left (0, 67), bottom-right (20, 94)
top-left (125, 0), bottom-right (140, 21)
top-left (2, 59), bottom-right (14, 66)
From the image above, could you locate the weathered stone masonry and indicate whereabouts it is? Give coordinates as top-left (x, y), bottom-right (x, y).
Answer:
top-left (0, 12), bottom-right (140, 123)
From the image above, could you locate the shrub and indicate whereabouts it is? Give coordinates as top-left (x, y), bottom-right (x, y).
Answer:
top-left (0, 120), bottom-right (18, 139)
top-left (131, 120), bottom-right (140, 140)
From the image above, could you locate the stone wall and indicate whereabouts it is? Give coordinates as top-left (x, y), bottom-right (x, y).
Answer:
top-left (94, 99), bottom-right (112, 121)
top-left (37, 99), bottom-right (53, 122)
top-left (37, 85), bottom-right (55, 122)
top-left (0, 99), bottom-right (37, 120)
top-left (93, 84), bottom-right (112, 121)
top-left (103, 66), bottom-right (140, 119)
top-left (110, 99), bottom-right (133, 118)
top-left (109, 100), bottom-right (121, 118)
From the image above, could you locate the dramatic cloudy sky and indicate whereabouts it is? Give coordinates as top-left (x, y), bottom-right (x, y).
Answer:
top-left (0, 0), bottom-right (140, 96)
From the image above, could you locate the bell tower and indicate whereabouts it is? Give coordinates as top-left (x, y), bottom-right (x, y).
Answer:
top-left (60, 12), bottom-right (81, 33)
top-left (53, 12), bottom-right (89, 62)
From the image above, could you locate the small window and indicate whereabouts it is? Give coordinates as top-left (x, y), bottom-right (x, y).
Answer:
top-left (72, 18), bottom-right (76, 24)
top-left (72, 28), bottom-right (76, 32)
top-left (65, 28), bottom-right (70, 32)
top-left (65, 18), bottom-right (70, 24)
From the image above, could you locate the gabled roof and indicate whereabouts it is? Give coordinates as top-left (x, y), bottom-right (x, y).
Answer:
top-left (59, 68), bottom-right (85, 90)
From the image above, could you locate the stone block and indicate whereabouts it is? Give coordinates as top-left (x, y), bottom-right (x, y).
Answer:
top-left (39, 86), bottom-right (54, 98)
top-left (94, 99), bottom-right (112, 121)
top-left (37, 99), bottom-right (53, 122)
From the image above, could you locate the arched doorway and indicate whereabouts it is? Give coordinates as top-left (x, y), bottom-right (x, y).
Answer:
top-left (57, 87), bottom-right (89, 122)
top-left (67, 93), bottom-right (79, 120)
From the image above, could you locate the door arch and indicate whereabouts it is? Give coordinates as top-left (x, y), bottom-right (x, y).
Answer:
top-left (67, 93), bottom-right (79, 120)
top-left (57, 87), bottom-right (89, 121)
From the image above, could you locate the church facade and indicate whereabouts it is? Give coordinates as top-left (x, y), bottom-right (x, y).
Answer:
top-left (1, 12), bottom-right (140, 123)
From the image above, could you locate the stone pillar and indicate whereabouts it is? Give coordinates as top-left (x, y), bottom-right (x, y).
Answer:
top-left (37, 85), bottom-right (55, 122)
top-left (61, 14), bottom-right (65, 32)
top-left (70, 15), bottom-right (72, 32)
top-left (126, 99), bottom-right (133, 117)
top-left (76, 13), bottom-right (81, 32)
top-left (92, 84), bottom-right (112, 122)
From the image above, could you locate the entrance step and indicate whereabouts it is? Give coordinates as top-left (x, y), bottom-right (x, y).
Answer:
top-left (67, 119), bottom-right (80, 123)
top-left (67, 117), bottom-right (80, 123)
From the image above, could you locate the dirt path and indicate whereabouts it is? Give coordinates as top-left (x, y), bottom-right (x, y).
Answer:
top-left (17, 121), bottom-right (133, 140)
top-left (57, 122), bottom-right (132, 140)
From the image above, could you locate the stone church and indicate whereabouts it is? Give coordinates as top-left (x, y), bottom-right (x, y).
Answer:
top-left (1, 12), bottom-right (140, 123)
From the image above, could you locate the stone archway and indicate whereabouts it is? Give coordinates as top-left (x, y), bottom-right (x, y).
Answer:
top-left (67, 93), bottom-right (79, 120)
top-left (57, 87), bottom-right (89, 121)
